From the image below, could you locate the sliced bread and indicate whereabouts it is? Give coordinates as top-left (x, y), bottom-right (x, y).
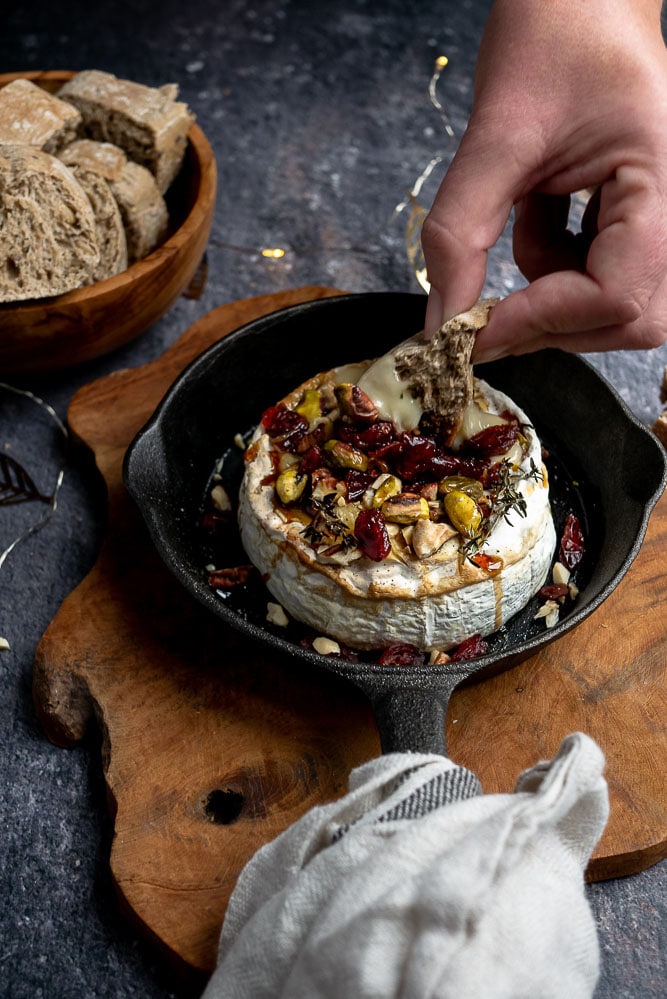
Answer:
top-left (0, 144), bottom-right (99, 303)
top-left (66, 165), bottom-right (128, 282)
top-left (59, 139), bottom-right (168, 261)
top-left (0, 78), bottom-right (82, 153)
top-left (58, 70), bottom-right (193, 193)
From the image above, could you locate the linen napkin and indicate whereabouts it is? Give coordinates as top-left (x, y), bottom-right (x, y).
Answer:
top-left (203, 731), bottom-right (608, 999)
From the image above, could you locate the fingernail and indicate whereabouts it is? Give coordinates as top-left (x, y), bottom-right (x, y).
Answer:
top-left (472, 342), bottom-right (506, 365)
top-left (424, 287), bottom-right (444, 336)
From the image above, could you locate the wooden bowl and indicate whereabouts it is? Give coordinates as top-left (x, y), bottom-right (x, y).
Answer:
top-left (0, 70), bottom-right (217, 373)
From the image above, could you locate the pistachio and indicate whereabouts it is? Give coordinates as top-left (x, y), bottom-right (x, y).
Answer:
top-left (296, 388), bottom-right (323, 424)
top-left (275, 468), bottom-right (308, 505)
top-left (324, 438), bottom-right (368, 471)
top-left (365, 473), bottom-right (402, 508)
top-left (438, 475), bottom-right (484, 501)
top-left (444, 489), bottom-right (483, 538)
top-left (334, 382), bottom-right (378, 423)
top-left (381, 492), bottom-right (430, 524)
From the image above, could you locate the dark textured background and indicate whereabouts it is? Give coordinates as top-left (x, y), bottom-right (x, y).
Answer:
top-left (0, 2), bottom-right (665, 997)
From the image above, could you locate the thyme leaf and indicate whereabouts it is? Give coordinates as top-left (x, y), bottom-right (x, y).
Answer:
top-left (462, 458), bottom-right (542, 561)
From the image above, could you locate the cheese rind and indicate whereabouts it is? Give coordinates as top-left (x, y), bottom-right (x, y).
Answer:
top-left (238, 374), bottom-right (556, 651)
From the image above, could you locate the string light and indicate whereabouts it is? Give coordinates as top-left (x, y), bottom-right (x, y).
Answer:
top-left (260, 247), bottom-right (286, 259)
top-left (210, 54), bottom-right (457, 290)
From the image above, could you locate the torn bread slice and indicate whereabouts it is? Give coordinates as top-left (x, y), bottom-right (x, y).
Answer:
top-left (0, 144), bottom-right (99, 303)
top-left (57, 70), bottom-right (193, 193)
top-left (0, 78), bottom-right (81, 153)
top-left (65, 164), bottom-right (128, 281)
top-left (59, 139), bottom-right (168, 261)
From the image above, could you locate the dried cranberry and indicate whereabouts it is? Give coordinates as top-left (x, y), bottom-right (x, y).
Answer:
top-left (377, 643), bottom-right (426, 666)
top-left (344, 469), bottom-right (375, 501)
top-left (450, 633), bottom-right (489, 661)
top-left (464, 424), bottom-right (520, 457)
top-left (299, 445), bottom-right (325, 473)
top-left (558, 512), bottom-right (585, 570)
top-left (354, 508), bottom-right (391, 561)
top-left (538, 583), bottom-right (570, 601)
top-left (260, 403), bottom-right (308, 451)
top-left (340, 421), bottom-right (396, 451)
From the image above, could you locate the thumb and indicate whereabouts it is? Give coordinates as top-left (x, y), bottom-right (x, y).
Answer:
top-left (421, 124), bottom-right (521, 332)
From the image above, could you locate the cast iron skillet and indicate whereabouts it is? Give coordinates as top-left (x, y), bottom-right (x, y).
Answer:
top-left (123, 292), bottom-right (667, 755)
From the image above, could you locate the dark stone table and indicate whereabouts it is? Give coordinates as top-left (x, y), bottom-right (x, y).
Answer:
top-left (1, 2), bottom-right (665, 996)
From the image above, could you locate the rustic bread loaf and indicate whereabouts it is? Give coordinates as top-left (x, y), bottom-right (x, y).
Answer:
top-left (59, 139), bottom-right (168, 261)
top-left (0, 79), bottom-right (81, 153)
top-left (0, 144), bottom-right (99, 303)
top-left (66, 165), bottom-right (128, 281)
top-left (57, 70), bottom-right (193, 193)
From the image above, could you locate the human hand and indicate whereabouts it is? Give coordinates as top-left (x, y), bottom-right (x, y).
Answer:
top-left (421, 0), bottom-right (667, 361)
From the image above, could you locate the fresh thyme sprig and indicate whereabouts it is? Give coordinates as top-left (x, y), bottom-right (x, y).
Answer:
top-left (303, 494), bottom-right (357, 550)
top-left (463, 457), bottom-right (542, 560)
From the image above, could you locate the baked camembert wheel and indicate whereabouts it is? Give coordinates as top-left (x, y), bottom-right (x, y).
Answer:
top-left (238, 304), bottom-right (556, 653)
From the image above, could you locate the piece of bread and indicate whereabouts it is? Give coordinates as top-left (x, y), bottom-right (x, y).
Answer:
top-left (66, 164), bottom-right (128, 281)
top-left (59, 139), bottom-right (168, 261)
top-left (57, 70), bottom-right (193, 193)
top-left (0, 144), bottom-right (99, 303)
top-left (0, 79), bottom-right (81, 153)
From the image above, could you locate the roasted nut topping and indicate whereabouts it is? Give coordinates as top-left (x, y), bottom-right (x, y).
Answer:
top-left (324, 438), bottom-right (369, 471)
top-left (444, 489), bottom-right (483, 538)
top-left (334, 382), bottom-right (379, 423)
top-left (438, 475), bottom-right (484, 501)
top-left (276, 468), bottom-right (308, 504)
top-left (381, 492), bottom-right (430, 524)
top-left (296, 389), bottom-right (323, 424)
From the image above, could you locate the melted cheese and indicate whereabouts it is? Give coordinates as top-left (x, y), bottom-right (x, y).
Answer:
top-left (356, 349), bottom-right (423, 431)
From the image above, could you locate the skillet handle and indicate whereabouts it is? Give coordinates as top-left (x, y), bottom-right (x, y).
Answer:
top-left (368, 687), bottom-right (452, 756)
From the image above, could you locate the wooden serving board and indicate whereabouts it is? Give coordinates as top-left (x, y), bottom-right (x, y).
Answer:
top-left (34, 286), bottom-right (667, 978)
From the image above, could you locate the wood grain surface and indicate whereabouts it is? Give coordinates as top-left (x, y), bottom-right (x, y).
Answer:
top-left (33, 286), bottom-right (667, 975)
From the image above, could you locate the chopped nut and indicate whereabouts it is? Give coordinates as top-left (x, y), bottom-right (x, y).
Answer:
top-left (552, 561), bottom-right (571, 586)
top-left (234, 433), bottom-right (246, 449)
top-left (534, 599), bottom-right (560, 628)
top-left (0, 637), bottom-right (10, 652)
top-left (296, 388), bottom-right (323, 424)
top-left (362, 473), bottom-right (401, 509)
top-left (381, 492), bottom-right (430, 524)
top-left (312, 636), bottom-right (341, 656)
top-left (334, 383), bottom-right (378, 423)
top-left (412, 519), bottom-right (457, 558)
top-left (444, 489), bottom-right (483, 538)
top-left (324, 439), bottom-right (368, 471)
top-left (428, 648), bottom-right (451, 665)
top-left (276, 468), bottom-right (308, 505)
top-left (266, 602), bottom-right (289, 627)
top-left (208, 565), bottom-right (254, 589)
top-left (210, 483), bottom-right (232, 513)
